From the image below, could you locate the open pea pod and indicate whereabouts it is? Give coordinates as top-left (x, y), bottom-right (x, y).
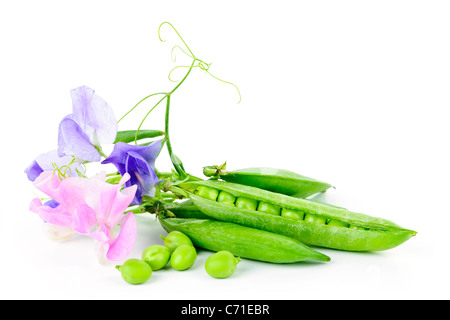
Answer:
top-left (159, 216), bottom-right (330, 263)
top-left (176, 180), bottom-right (417, 252)
top-left (203, 165), bottom-right (333, 198)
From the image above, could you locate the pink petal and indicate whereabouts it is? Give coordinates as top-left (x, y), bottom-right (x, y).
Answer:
top-left (33, 171), bottom-right (62, 200)
top-left (108, 178), bottom-right (137, 225)
top-left (105, 212), bottom-right (137, 261)
top-left (29, 198), bottom-right (73, 227)
top-left (87, 224), bottom-right (111, 244)
top-left (72, 204), bottom-right (97, 234)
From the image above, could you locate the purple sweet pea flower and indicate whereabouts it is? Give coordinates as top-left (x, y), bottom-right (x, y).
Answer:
top-left (101, 140), bottom-right (162, 205)
top-left (24, 150), bottom-right (86, 182)
top-left (58, 86), bottom-right (117, 162)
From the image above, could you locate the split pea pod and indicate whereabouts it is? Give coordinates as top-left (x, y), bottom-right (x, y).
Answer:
top-left (203, 166), bottom-right (333, 198)
top-left (159, 217), bottom-right (330, 263)
top-left (177, 180), bottom-right (417, 252)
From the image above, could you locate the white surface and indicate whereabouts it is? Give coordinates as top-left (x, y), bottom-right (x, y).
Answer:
top-left (1, 0), bottom-right (449, 300)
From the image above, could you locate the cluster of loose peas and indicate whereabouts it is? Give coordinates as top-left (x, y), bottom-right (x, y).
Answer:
top-left (116, 230), bottom-right (241, 284)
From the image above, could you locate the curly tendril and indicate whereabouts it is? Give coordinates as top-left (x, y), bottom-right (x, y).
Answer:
top-left (51, 157), bottom-right (86, 180)
top-left (117, 22), bottom-right (241, 178)
top-left (52, 157), bottom-right (74, 180)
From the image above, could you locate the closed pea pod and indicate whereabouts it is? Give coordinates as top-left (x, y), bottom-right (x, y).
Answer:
top-left (159, 216), bottom-right (330, 263)
top-left (114, 129), bottom-right (165, 144)
top-left (175, 180), bottom-right (417, 252)
top-left (203, 165), bottom-right (333, 198)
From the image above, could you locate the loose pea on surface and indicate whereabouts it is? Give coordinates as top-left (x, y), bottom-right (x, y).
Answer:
top-left (142, 245), bottom-right (171, 271)
top-left (170, 244), bottom-right (197, 271)
top-left (116, 259), bottom-right (152, 285)
top-left (205, 251), bottom-right (241, 279)
top-left (161, 231), bottom-right (193, 253)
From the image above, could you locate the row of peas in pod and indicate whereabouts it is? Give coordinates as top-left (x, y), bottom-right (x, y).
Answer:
top-left (116, 230), bottom-right (240, 285)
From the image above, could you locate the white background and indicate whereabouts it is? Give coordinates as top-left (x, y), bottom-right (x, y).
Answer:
top-left (1, 1), bottom-right (449, 300)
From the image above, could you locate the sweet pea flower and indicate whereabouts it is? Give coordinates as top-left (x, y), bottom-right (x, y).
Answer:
top-left (58, 86), bottom-right (118, 162)
top-left (29, 171), bottom-right (137, 261)
top-left (24, 150), bottom-right (86, 182)
top-left (101, 140), bottom-right (162, 205)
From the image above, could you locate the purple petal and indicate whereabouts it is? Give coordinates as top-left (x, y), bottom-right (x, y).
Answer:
top-left (44, 199), bottom-right (60, 208)
top-left (138, 140), bottom-right (162, 170)
top-left (70, 86), bottom-right (117, 146)
top-left (58, 117), bottom-right (101, 162)
top-left (24, 160), bottom-right (44, 181)
top-left (101, 141), bottom-right (162, 205)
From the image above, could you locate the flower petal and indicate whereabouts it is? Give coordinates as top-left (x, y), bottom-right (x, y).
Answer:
top-left (108, 179), bottom-right (137, 225)
top-left (72, 204), bottom-right (97, 234)
top-left (30, 198), bottom-right (73, 227)
top-left (25, 150), bottom-right (86, 181)
top-left (105, 212), bottom-right (137, 261)
top-left (58, 117), bottom-right (101, 162)
top-left (24, 160), bottom-right (43, 181)
top-left (70, 86), bottom-right (117, 146)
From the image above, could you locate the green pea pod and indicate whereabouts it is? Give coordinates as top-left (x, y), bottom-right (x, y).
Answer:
top-left (177, 180), bottom-right (417, 252)
top-left (203, 166), bottom-right (333, 198)
top-left (114, 130), bottom-right (164, 144)
top-left (159, 217), bottom-right (330, 263)
top-left (166, 199), bottom-right (210, 219)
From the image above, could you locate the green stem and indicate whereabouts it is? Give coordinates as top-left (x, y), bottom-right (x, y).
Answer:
top-left (117, 92), bottom-right (166, 124)
top-left (169, 58), bottom-right (196, 95)
top-left (164, 94), bottom-right (186, 179)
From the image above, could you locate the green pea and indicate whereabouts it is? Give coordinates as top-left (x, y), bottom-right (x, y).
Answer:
top-left (205, 251), bottom-right (241, 279)
top-left (235, 197), bottom-right (258, 211)
top-left (257, 201), bottom-right (281, 215)
top-left (327, 219), bottom-right (349, 228)
top-left (116, 259), bottom-right (152, 285)
top-left (170, 244), bottom-right (197, 271)
top-left (304, 213), bottom-right (327, 224)
top-left (142, 245), bottom-right (171, 271)
top-left (195, 186), bottom-right (219, 201)
top-left (161, 231), bottom-right (193, 253)
top-left (217, 191), bottom-right (236, 205)
top-left (281, 208), bottom-right (304, 220)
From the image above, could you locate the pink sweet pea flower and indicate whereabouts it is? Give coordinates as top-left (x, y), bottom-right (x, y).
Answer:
top-left (29, 171), bottom-right (138, 261)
